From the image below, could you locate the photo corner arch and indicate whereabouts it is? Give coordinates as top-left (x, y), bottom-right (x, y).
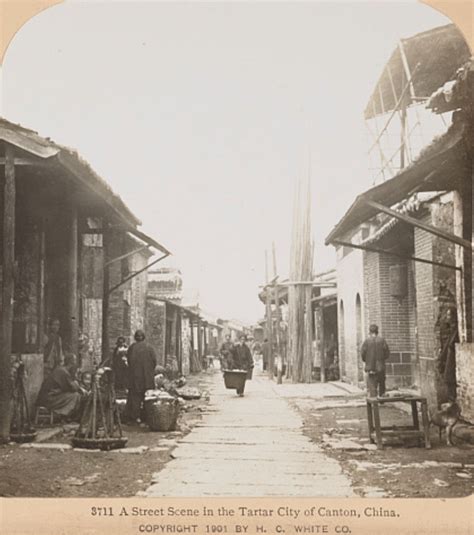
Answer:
top-left (0, 0), bottom-right (64, 65)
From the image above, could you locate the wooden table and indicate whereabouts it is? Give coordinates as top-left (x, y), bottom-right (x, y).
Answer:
top-left (366, 395), bottom-right (431, 449)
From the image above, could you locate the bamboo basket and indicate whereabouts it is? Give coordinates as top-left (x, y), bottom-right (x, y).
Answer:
top-left (223, 370), bottom-right (247, 390)
top-left (145, 398), bottom-right (180, 432)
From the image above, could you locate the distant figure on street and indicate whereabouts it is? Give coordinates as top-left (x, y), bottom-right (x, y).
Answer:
top-left (361, 324), bottom-right (390, 397)
top-left (43, 318), bottom-right (64, 377)
top-left (37, 353), bottom-right (87, 421)
top-left (220, 335), bottom-right (235, 369)
top-left (262, 338), bottom-right (270, 371)
top-left (126, 330), bottom-right (157, 424)
top-left (230, 335), bottom-right (254, 396)
top-left (325, 333), bottom-right (339, 381)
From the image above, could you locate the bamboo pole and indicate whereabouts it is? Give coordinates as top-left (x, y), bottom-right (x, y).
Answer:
top-left (272, 242), bottom-right (283, 383)
top-left (264, 250), bottom-right (274, 379)
top-left (288, 170), bottom-right (314, 383)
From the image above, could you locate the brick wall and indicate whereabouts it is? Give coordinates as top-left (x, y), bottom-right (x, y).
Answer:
top-left (80, 233), bottom-right (104, 368)
top-left (145, 298), bottom-right (166, 366)
top-left (364, 251), bottom-right (382, 330)
top-left (129, 252), bottom-right (148, 336)
top-left (363, 250), bottom-right (417, 389)
top-left (382, 255), bottom-right (415, 388)
top-left (107, 234), bottom-right (129, 350)
top-left (107, 236), bottom-right (149, 351)
top-left (414, 200), bottom-right (456, 411)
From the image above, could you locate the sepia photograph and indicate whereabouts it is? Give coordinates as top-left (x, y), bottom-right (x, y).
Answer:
top-left (0, 0), bottom-right (472, 510)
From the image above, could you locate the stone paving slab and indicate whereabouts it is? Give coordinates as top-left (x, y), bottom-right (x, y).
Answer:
top-left (157, 459), bottom-right (342, 475)
top-left (143, 372), bottom-right (355, 497)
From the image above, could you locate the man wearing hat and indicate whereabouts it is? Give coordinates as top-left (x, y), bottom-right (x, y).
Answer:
top-left (361, 324), bottom-right (390, 397)
top-left (231, 335), bottom-right (254, 396)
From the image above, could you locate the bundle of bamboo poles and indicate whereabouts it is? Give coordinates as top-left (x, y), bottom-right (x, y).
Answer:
top-left (287, 175), bottom-right (314, 383)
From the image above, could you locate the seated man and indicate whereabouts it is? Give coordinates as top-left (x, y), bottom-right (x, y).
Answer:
top-left (36, 353), bottom-right (87, 421)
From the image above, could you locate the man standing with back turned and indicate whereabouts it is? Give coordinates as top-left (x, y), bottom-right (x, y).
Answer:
top-left (126, 330), bottom-right (157, 424)
top-left (361, 324), bottom-right (390, 397)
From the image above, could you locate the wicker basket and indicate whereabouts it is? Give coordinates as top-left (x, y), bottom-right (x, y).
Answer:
top-left (145, 398), bottom-right (180, 432)
top-left (223, 370), bottom-right (247, 390)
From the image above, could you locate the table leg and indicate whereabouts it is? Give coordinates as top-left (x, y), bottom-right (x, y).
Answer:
top-left (420, 400), bottom-right (431, 449)
top-left (372, 401), bottom-right (383, 449)
top-left (366, 401), bottom-right (374, 440)
top-left (411, 400), bottom-right (420, 430)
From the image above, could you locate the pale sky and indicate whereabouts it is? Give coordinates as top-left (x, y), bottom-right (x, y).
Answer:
top-left (1, 1), bottom-right (450, 324)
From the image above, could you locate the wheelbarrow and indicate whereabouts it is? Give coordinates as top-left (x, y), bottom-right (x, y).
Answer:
top-left (223, 370), bottom-right (247, 391)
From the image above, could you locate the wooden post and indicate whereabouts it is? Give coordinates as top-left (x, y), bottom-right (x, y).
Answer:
top-left (176, 310), bottom-right (182, 375)
top-left (272, 242), bottom-right (282, 382)
top-left (264, 250), bottom-right (273, 379)
top-left (0, 145), bottom-right (15, 442)
top-left (197, 318), bottom-right (202, 361)
top-left (400, 105), bottom-right (407, 169)
top-left (189, 318), bottom-right (195, 370)
top-left (316, 306), bottom-right (326, 383)
top-left (67, 206), bottom-right (79, 354)
top-left (37, 220), bottom-right (46, 352)
top-left (101, 224), bottom-right (110, 365)
top-left (303, 284), bottom-right (313, 383)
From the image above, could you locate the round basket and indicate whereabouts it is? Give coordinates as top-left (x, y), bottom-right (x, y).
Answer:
top-left (71, 436), bottom-right (128, 451)
top-left (145, 398), bottom-right (179, 432)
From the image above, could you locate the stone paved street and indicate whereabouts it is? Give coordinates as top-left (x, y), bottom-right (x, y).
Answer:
top-left (144, 370), bottom-right (355, 497)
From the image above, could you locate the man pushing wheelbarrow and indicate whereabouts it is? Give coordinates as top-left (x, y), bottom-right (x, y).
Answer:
top-left (223, 335), bottom-right (254, 396)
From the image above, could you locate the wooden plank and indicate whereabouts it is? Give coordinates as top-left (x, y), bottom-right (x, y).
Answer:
top-left (0, 145), bottom-right (15, 442)
top-left (37, 221), bottom-right (46, 352)
top-left (106, 252), bottom-right (169, 295)
top-left (104, 244), bottom-right (149, 267)
top-left (101, 225), bottom-right (111, 363)
top-left (365, 199), bottom-right (473, 250)
top-left (333, 238), bottom-right (461, 272)
top-left (0, 157), bottom-right (50, 166)
top-left (367, 62), bottom-right (420, 155)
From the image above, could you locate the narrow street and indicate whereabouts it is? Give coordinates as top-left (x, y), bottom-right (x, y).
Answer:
top-left (144, 370), bottom-right (354, 497)
top-left (1, 368), bottom-right (473, 498)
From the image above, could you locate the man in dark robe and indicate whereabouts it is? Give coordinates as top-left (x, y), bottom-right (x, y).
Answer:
top-left (43, 318), bottom-right (64, 377)
top-left (230, 335), bottom-right (254, 396)
top-left (361, 324), bottom-right (390, 397)
top-left (36, 353), bottom-right (86, 420)
top-left (126, 330), bottom-right (157, 423)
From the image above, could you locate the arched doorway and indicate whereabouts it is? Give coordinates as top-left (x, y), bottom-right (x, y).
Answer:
top-left (339, 300), bottom-right (345, 378)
